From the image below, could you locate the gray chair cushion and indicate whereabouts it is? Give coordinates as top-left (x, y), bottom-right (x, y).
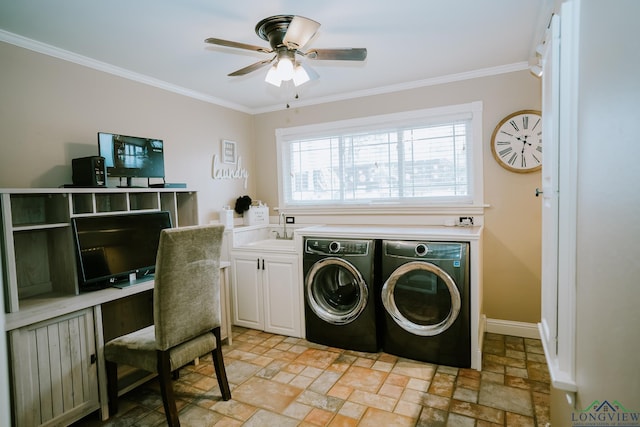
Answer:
top-left (104, 224), bottom-right (225, 371)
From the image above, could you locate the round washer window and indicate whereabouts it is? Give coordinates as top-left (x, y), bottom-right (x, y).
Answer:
top-left (305, 257), bottom-right (369, 325)
top-left (382, 261), bottom-right (461, 336)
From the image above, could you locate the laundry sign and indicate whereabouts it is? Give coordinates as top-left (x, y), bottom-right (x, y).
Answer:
top-left (211, 154), bottom-right (249, 189)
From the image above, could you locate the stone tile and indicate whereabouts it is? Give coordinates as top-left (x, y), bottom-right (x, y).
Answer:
top-left (178, 403), bottom-right (223, 426)
top-left (338, 401), bottom-right (367, 420)
top-left (282, 401), bottom-right (313, 420)
top-left (446, 412), bottom-right (476, 427)
top-left (224, 359), bottom-right (262, 384)
top-left (297, 389), bottom-right (344, 412)
top-left (391, 360), bottom-right (437, 381)
top-left (243, 408), bottom-right (299, 427)
top-left (296, 348), bottom-right (340, 369)
top-left (406, 377), bottom-right (430, 391)
top-left (478, 382), bottom-right (533, 416)
top-left (358, 407), bottom-right (415, 427)
top-left (452, 386), bottom-right (478, 403)
top-left (428, 372), bottom-right (456, 397)
top-left (394, 399), bottom-right (423, 418)
top-left (336, 365), bottom-right (387, 393)
top-left (416, 406), bottom-right (448, 427)
top-left (506, 411), bottom-right (536, 427)
top-left (327, 413), bottom-right (359, 427)
top-left (348, 389), bottom-right (397, 412)
top-left (232, 377), bottom-right (303, 413)
top-left (328, 384), bottom-right (353, 400)
top-left (309, 371), bottom-right (342, 394)
top-left (450, 399), bottom-right (505, 424)
top-left (210, 399), bottom-right (257, 422)
top-left (379, 382), bottom-right (405, 399)
top-left (505, 366), bottom-right (529, 378)
top-left (305, 407), bottom-right (335, 425)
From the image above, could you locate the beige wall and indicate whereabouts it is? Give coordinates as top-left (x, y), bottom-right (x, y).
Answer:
top-left (253, 71), bottom-right (542, 323)
top-left (0, 42), bottom-right (254, 225)
top-left (0, 41), bottom-right (542, 324)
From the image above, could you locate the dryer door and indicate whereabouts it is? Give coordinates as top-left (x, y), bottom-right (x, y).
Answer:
top-left (305, 257), bottom-right (368, 325)
top-left (382, 261), bottom-right (461, 336)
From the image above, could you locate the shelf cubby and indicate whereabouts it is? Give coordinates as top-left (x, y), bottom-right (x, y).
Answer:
top-left (9, 193), bottom-right (69, 227)
top-left (128, 192), bottom-right (160, 211)
top-left (95, 192), bottom-right (127, 213)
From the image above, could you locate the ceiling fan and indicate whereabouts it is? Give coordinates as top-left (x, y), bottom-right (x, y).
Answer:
top-left (205, 15), bottom-right (367, 87)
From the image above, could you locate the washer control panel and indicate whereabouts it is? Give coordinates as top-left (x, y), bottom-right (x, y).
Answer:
top-left (305, 238), bottom-right (371, 256)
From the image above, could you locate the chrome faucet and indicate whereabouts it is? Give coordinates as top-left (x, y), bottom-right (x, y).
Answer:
top-left (275, 212), bottom-right (293, 240)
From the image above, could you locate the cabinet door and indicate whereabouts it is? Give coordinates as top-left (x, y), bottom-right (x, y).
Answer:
top-left (262, 255), bottom-right (301, 337)
top-left (9, 308), bottom-right (99, 427)
top-left (230, 254), bottom-right (263, 330)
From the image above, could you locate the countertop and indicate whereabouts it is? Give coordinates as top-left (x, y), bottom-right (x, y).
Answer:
top-left (296, 224), bottom-right (483, 241)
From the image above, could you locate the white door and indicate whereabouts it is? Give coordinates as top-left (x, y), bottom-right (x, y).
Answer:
top-left (230, 254), bottom-right (263, 330)
top-left (263, 254), bottom-right (300, 337)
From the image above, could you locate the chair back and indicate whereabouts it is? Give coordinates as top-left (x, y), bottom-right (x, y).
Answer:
top-left (153, 224), bottom-right (225, 351)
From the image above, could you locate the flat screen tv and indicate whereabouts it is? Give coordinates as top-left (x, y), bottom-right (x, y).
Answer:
top-left (98, 132), bottom-right (165, 187)
top-left (72, 211), bottom-right (172, 290)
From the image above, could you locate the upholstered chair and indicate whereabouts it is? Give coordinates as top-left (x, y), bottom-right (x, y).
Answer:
top-left (104, 224), bottom-right (231, 426)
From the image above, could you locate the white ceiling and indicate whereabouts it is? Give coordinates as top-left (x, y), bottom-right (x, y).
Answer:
top-left (0, 1), bottom-right (550, 114)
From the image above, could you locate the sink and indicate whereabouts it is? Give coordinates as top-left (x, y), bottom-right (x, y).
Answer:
top-left (241, 239), bottom-right (296, 252)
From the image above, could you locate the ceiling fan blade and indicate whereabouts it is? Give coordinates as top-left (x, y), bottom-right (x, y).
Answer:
top-left (205, 37), bottom-right (272, 54)
top-left (283, 15), bottom-right (320, 49)
top-left (306, 48), bottom-right (367, 61)
top-left (228, 57), bottom-right (275, 76)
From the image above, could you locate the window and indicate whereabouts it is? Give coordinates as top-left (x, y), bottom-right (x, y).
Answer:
top-left (277, 102), bottom-right (483, 211)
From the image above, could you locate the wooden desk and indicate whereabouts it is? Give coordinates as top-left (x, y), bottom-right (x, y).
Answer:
top-left (5, 263), bottom-right (231, 424)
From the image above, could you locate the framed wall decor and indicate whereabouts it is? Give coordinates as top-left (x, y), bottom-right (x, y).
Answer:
top-left (222, 139), bottom-right (237, 164)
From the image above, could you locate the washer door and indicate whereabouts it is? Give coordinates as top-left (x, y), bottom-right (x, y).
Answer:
top-left (305, 257), bottom-right (369, 325)
top-left (382, 261), bottom-right (461, 336)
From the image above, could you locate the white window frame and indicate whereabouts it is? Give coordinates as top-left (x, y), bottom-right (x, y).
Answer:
top-left (276, 101), bottom-right (484, 214)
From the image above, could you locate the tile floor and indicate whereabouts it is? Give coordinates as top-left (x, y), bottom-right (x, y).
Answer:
top-left (75, 327), bottom-right (550, 426)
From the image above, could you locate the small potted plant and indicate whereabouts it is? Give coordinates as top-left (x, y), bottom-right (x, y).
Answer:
top-left (234, 195), bottom-right (252, 224)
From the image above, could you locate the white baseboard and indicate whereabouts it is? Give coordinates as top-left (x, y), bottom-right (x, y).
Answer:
top-left (485, 318), bottom-right (540, 339)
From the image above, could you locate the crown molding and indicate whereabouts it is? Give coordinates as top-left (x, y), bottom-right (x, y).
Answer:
top-left (0, 29), bottom-right (252, 114)
top-left (2, 29), bottom-right (529, 116)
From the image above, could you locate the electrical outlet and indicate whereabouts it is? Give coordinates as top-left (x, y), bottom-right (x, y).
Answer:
top-left (459, 216), bottom-right (474, 226)
top-left (285, 216), bottom-right (295, 224)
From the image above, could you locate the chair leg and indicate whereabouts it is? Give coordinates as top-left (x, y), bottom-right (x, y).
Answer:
top-left (157, 350), bottom-right (180, 427)
top-left (105, 360), bottom-right (119, 416)
top-left (211, 327), bottom-right (231, 401)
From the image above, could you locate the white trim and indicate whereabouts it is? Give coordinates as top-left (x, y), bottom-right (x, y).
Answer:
top-left (485, 318), bottom-right (541, 339)
top-left (1, 29), bottom-right (527, 115)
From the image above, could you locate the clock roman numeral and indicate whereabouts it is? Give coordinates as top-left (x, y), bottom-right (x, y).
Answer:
top-left (532, 153), bottom-right (541, 164)
top-left (496, 141), bottom-right (511, 145)
top-left (523, 116), bottom-right (529, 130)
top-left (531, 118), bottom-right (541, 132)
top-left (509, 120), bottom-right (520, 132)
top-left (499, 147), bottom-right (513, 158)
top-left (500, 130), bottom-right (514, 137)
top-left (536, 146), bottom-right (542, 153)
top-left (508, 152), bottom-right (518, 166)
top-left (522, 156), bottom-right (527, 168)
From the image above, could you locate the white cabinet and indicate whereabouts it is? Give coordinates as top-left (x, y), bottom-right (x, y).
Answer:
top-left (9, 308), bottom-right (99, 427)
top-left (230, 251), bottom-right (301, 337)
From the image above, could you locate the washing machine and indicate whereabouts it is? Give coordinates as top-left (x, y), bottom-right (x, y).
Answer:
top-left (303, 237), bottom-right (378, 352)
top-left (380, 240), bottom-right (470, 367)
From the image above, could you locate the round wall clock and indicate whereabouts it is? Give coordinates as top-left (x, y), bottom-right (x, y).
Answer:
top-left (491, 110), bottom-right (542, 173)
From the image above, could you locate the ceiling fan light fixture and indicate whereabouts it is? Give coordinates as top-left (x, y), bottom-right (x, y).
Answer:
top-left (293, 64), bottom-right (311, 86)
top-left (265, 65), bottom-right (282, 86)
top-left (276, 56), bottom-right (294, 81)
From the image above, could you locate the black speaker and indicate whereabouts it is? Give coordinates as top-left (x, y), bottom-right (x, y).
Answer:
top-left (72, 156), bottom-right (106, 187)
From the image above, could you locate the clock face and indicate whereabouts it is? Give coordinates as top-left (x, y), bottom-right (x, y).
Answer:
top-left (491, 110), bottom-right (542, 173)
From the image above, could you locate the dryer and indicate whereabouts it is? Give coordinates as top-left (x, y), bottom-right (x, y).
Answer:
top-left (380, 240), bottom-right (470, 367)
top-left (303, 237), bottom-right (378, 352)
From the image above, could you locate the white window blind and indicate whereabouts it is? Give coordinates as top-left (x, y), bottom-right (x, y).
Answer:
top-left (277, 102), bottom-right (483, 209)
